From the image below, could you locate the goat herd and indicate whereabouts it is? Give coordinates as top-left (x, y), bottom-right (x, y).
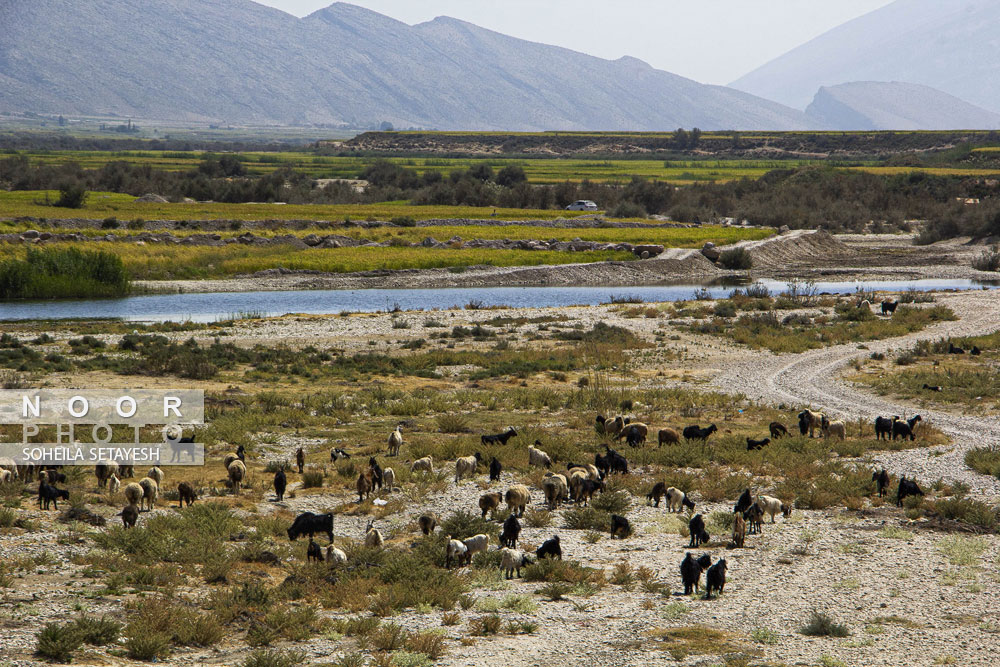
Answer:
top-left (1, 407), bottom-right (928, 603)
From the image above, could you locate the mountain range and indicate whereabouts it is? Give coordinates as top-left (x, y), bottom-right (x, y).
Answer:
top-left (2, 0), bottom-right (999, 131)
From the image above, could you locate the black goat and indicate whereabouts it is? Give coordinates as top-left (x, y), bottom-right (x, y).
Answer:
top-left (296, 447), bottom-right (305, 474)
top-left (733, 488), bottom-right (753, 514)
top-left (500, 513), bottom-right (521, 548)
top-left (38, 480), bottom-right (69, 510)
top-left (594, 453), bottom-right (610, 478)
top-left (874, 416), bottom-right (896, 441)
top-left (896, 476), bottom-right (924, 507)
top-left (683, 424), bottom-right (718, 441)
top-left (368, 457), bottom-right (383, 490)
top-left (798, 412), bottom-right (810, 436)
top-left (121, 504), bottom-right (138, 528)
top-left (948, 343), bottom-right (965, 354)
top-left (287, 512), bottom-right (334, 543)
top-left (610, 514), bottom-right (632, 539)
top-left (704, 558), bottom-right (727, 599)
top-left (576, 479), bottom-right (603, 505)
top-left (43, 469), bottom-right (67, 485)
top-left (743, 504), bottom-right (763, 535)
top-left (923, 384), bottom-right (943, 392)
top-left (536, 535), bottom-right (562, 560)
top-left (646, 481), bottom-right (667, 507)
top-left (746, 437), bottom-right (771, 451)
top-left (330, 447), bottom-right (351, 460)
top-left (892, 415), bottom-right (921, 441)
top-left (881, 300), bottom-right (898, 315)
top-left (236, 444), bottom-right (246, 462)
top-left (489, 457), bottom-right (502, 482)
top-left (688, 513), bottom-right (710, 547)
top-left (481, 427), bottom-right (518, 446)
top-left (971, 346), bottom-right (982, 356)
top-left (680, 553), bottom-right (713, 595)
top-left (274, 469), bottom-right (287, 502)
top-left (873, 468), bottom-right (890, 497)
top-left (769, 421), bottom-right (788, 439)
top-left (306, 538), bottom-right (323, 562)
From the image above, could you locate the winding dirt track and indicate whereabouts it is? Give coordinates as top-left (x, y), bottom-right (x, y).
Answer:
top-left (712, 290), bottom-right (1000, 498)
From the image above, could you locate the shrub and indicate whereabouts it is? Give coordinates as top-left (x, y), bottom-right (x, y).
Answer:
top-left (713, 301), bottom-right (737, 318)
top-left (71, 614), bottom-right (121, 645)
top-left (563, 506), bottom-right (609, 531)
top-left (718, 247), bottom-right (753, 270)
top-left (301, 470), bottom-right (324, 488)
top-left (54, 183), bottom-right (88, 208)
top-left (800, 611), bottom-right (851, 637)
top-left (240, 649), bottom-right (308, 667)
top-left (609, 201), bottom-right (647, 218)
top-left (0, 247), bottom-right (130, 299)
top-left (406, 630), bottom-right (447, 659)
top-left (124, 629), bottom-right (171, 661)
top-left (436, 414), bottom-right (469, 433)
top-left (35, 623), bottom-right (82, 663)
top-left (391, 216), bottom-right (417, 227)
top-left (972, 246), bottom-right (1000, 272)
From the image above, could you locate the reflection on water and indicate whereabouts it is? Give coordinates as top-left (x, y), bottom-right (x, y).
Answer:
top-left (1, 278), bottom-right (995, 323)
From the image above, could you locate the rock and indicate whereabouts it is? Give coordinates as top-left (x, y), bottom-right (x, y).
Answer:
top-left (640, 251), bottom-right (650, 259)
top-left (633, 244), bottom-right (664, 258)
top-left (701, 242), bottom-right (721, 261)
top-left (20, 230), bottom-right (39, 239)
top-left (301, 234), bottom-right (322, 246)
top-left (779, 225), bottom-right (791, 234)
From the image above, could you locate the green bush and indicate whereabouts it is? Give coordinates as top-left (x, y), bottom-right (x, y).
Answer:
top-left (718, 247), bottom-right (753, 270)
top-left (800, 611), bottom-right (851, 637)
top-left (35, 623), bottom-right (82, 663)
top-left (0, 247), bottom-right (130, 299)
top-left (972, 246), bottom-right (1000, 272)
top-left (54, 183), bottom-right (88, 208)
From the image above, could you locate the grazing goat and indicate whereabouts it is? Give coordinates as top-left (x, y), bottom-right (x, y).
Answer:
top-left (95, 461), bottom-right (119, 489)
top-left (123, 482), bottom-right (143, 508)
top-left (121, 504), bottom-right (139, 528)
top-left (923, 384), bottom-right (943, 392)
top-left (971, 346), bottom-right (982, 356)
top-left (542, 473), bottom-right (569, 509)
top-left (536, 535), bottom-right (562, 560)
top-left (482, 427), bottom-right (518, 447)
top-left (462, 533), bottom-right (490, 565)
top-left (489, 457), bottom-right (502, 481)
top-left (0, 469), bottom-right (10, 485)
top-left (896, 476), bottom-right (924, 507)
top-left (505, 485), bottom-right (531, 517)
top-left (688, 513), bottom-right (710, 547)
top-left (892, 415), bottom-right (921, 441)
top-left (528, 443), bottom-right (552, 469)
top-left (295, 447), bottom-right (305, 474)
top-left (949, 343), bottom-right (965, 354)
top-left (873, 468), bottom-right (890, 497)
top-left (743, 504), bottom-right (763, 535)
top-left (602, 446), bottom-right (628, 474)
top-left (733, 488), bottom-right (753, 515)
top-left (610, 514), bottom-right (632, 539)
top-left (756, 495), bottom-right (790, 523)
top-left (446, 537), bottom-right (468, 569)
top-left (746, 437), bottom-right (771, 451)
top-left (658, 427), bottom-right (680, 446)
top-left (273, 469), bottom-right (287, 502)
top-left (821, 419), bottom-right (846, 441)
top-left (499, 547), bottom-right (531, 579)
top-left (418, 512), bottom-right (439, 536)
top-left (38, 480), bottom-right (69, 510)
top-left (410, 456), bottom-right (433, 473)
top-left (306, 538), bottom-right (323, 562)
top-left (797, 410), bottom-right (824, 438)
top-left (455, 453), bottom-right (482, 483)
top-left (120, 464), bottom-right (135, 478)
top-left (768, 422), bottom-right (788, 439)
top-left (108, 474), bottom-right (120, 495)
top-left (599, 415), bottom-right (627, 438)
top-left (683, 424), bottom-right (718, 442)
top-left (364, 520), bottom-right (384, 548)
top-left (326, 545), bottom-right (347, 564)
top-left (388, 426), bottom-right (403, 456)
top-left (500, 513), bottom-right (521, 548)
top-left (732, 513), bottom-right (746, 548)
top-left (287, 512), bottom-right (334, 542)
top-left (575, 478), bottom-right (603, 506)
top-left (616, 422), bottom-right (648, 447)
top-left (704, 559), bottom-right (727, 599)
top-left (667, 487), bottom-right (695, 513)
top-left (331, 448), bottom-right (351, 461)
top-left (227, 460), bottom-right (246, 495)
top-left (382, 468), bottom-right (395, 492)
top-left (680, 553), bottom-right (712, 595)
top-left (223, 453), bottom-right (240, 471)
top-left (178, 481), bottom-right (197, 507)
top-left (479, 491), bottom-right (503, 519)
top-left (138, 476), bottom-right (159, 511)
top-left (881, 300), bottom-right (898, 316)
top-left (874, 416), bottom-right (895, 441)
top-left (147, 466), bottom-right (164, 486)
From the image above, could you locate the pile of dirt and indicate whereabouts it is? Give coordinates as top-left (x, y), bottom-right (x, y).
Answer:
top-left (738, 229), bottom-right (859, 270)
top-left (134, 193), bottom-right (169, 203)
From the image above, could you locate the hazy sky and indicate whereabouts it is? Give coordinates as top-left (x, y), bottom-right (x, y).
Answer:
top-left (253, 0), bottom-right (896, 84)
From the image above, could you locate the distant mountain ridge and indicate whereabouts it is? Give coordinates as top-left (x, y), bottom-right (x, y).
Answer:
top-left (730, 0), bottom-right (1000, 114)
top-left (0, 0), bottom-right (816, 131)
top-left (804, 82), bottom-right (1000, 131)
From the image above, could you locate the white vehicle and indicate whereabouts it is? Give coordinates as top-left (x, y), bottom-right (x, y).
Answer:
top-left (565, 199), bottom-right (599, 211)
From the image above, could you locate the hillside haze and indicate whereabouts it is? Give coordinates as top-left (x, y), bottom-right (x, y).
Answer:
top-left (0, 0), bottom-right (816, 131)
top-left (730, 0), bottom-right (1000, 114)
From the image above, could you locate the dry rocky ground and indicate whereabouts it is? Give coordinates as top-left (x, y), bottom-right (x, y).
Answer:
top-left (1, 287), bottom-right (1000, 667)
